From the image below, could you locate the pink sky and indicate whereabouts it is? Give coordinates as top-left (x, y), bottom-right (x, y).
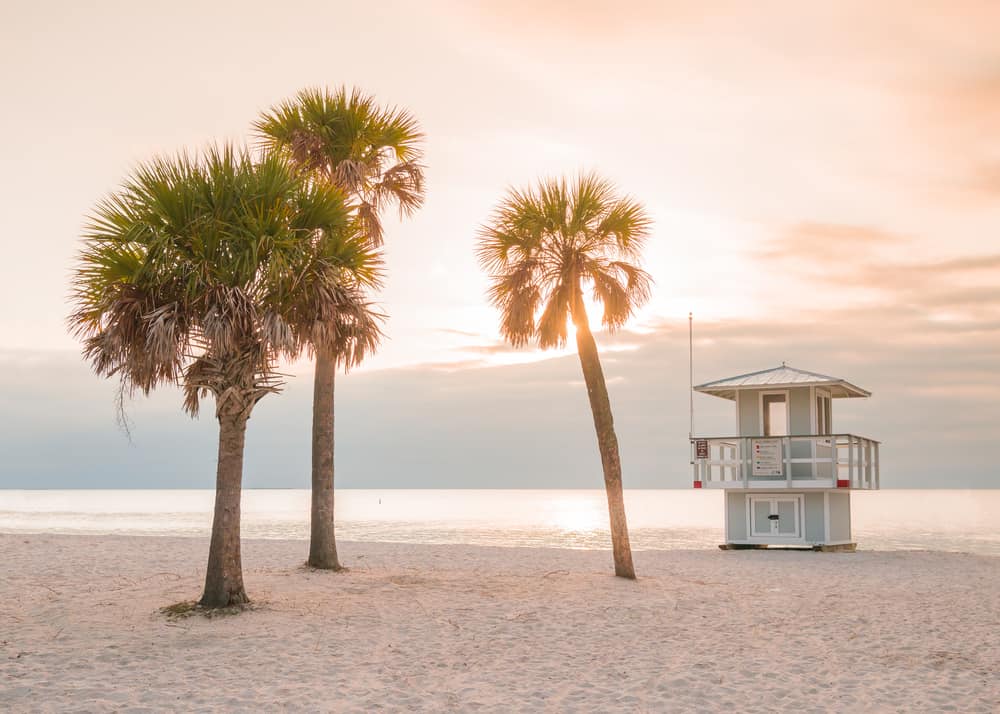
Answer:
top-left (0, 1), bottom-right (996, 487)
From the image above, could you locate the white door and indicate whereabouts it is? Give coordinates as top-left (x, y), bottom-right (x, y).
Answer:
top-left (761, 392), bottom-right (789, 436)
top-left (815, 390), bottom-right (834, 480)
top-left (748, 496), bottom-right (802, 539)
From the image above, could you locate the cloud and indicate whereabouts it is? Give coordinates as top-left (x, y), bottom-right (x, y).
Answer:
top-left (746, 222), bottom-right (1000, 330)
top-left (751, 223), bottom-right (911, 285)
top-left (433, 328), bottom-right (484, 338)
top-left (455, 341), bottom-right (524, 356)
top-left (756, 223), bottom-right (908, 261)
top-left (968, 162), bottom-right (1000, 196)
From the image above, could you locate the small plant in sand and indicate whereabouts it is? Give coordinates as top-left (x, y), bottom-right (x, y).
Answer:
top-left (477, 173), bottom-right (653, 579)
top-left (69, 145), bottom-right (373, 607)
top-left (254, 86), bottom-right (424, 570)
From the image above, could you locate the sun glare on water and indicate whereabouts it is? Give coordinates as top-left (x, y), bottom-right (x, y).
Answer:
top-left (546, 495), bottom-right (606, 533)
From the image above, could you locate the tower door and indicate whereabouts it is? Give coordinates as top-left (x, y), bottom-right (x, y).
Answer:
top-left (815, 389), bottom-right (834, 479)
top-left (748, 495), bottom-right (803, 539)
top-left (761, 392), bottom-right (789, 436)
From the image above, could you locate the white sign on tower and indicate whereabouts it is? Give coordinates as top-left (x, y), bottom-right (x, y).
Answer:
top-left (751, 438), bottom-right (783, 477)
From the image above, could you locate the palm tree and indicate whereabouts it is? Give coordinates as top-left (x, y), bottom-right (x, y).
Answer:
top-left (69, 145), bottom-right (370, 607)
top-left (254, 86), bottom-right (425, 569)
top-left (477, 173), bottom-right (652, 579)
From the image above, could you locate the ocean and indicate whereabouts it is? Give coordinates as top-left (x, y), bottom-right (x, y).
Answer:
top-left (0, 489), bottom-right (996, 555)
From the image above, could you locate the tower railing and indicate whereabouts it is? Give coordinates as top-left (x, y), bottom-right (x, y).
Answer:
top-left (690, 434), bottom-right (880, 489)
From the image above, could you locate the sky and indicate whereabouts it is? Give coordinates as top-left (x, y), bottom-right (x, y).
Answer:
top-left (0, 1), bottom-right (997, 488)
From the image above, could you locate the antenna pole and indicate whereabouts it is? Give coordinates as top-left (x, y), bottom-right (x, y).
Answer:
top-left (688, 312), bottom-right (694, 440)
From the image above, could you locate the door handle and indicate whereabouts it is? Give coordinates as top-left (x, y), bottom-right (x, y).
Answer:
top-left (768, 514), bottom-right (779, 521)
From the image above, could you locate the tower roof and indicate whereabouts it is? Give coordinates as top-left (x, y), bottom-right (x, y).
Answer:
top-left (694, 365), bottom-right (871, 400)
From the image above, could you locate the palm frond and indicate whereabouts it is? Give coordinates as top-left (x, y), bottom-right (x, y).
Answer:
top-left (370, 160), bottom-right (425, 219)
top-left (354, 200), bottom-right (384, 248)
top-left (595, 196), bottom-right (652, 257)
top-left (536, 278), bottom-right (574, 348)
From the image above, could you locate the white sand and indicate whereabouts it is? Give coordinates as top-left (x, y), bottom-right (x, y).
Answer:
top-left (1, 534), bottom-right (997, 712)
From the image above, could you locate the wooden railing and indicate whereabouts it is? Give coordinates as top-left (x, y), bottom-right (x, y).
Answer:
top-left (690, 434), bottom-right (880, 489)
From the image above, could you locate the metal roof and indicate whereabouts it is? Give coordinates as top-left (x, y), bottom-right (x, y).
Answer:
top-left (694, 365), bottom-right (871, 401)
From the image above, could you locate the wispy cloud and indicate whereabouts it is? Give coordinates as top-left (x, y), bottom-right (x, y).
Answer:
top-left (755, 223), bottom-right (909, 261)
top-left (433, 328), bottom-right (485, 338)
top-left (744, 220), bottom-right (1000, 331)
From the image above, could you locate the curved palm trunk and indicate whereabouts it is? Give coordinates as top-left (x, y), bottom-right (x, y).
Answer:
top-left (200, 412), bottom-right (251, 607)
top-left (308, 350), bottom-right (342, 570)
top-left (571, 297), bottom-right (637, 579)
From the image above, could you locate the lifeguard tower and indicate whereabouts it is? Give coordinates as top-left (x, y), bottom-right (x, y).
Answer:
top-left (691, 365), bottom-right (879, 550)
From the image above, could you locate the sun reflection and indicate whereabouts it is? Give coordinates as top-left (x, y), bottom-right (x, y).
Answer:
top-left (547, 496), bottom-right (605, 532)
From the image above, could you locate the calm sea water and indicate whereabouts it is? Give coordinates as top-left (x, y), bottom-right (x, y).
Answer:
top-left (0, 489), bottom-right (996, 555)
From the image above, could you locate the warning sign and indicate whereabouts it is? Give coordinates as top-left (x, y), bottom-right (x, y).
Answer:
top-left (752, 438), bottom-right (783, 477)
top-left (695, 439), bottom-right (709, 459)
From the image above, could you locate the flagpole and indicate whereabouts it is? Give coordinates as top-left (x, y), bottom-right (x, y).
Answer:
top-left (689, 312), bottom-right (693, 441)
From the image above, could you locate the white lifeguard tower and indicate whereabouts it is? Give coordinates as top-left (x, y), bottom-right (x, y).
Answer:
top-left (691, 365), bottom-right (879, 551)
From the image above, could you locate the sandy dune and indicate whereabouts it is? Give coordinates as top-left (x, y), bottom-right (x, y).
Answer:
top-left (1, 534), bottom-right (997, 712)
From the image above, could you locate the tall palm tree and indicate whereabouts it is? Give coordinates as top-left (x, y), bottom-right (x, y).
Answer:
top-left (69, 145), bottom-right (369, 607)
top-left (254, 86), bottom-right (425, 569)
top-left (477, 173), bottom-right (653, 579)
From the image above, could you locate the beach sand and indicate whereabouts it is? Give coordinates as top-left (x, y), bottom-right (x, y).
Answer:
top-left (1, 534), bottom-right (997, 712)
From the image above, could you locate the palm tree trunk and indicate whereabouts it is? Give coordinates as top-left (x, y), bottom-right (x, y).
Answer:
top-left (200, 411), bottom-right (250, 607)
top-left (571, 296), bottom-right (637, 579)
top-left (308, 349), bottom-right (342, 570)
